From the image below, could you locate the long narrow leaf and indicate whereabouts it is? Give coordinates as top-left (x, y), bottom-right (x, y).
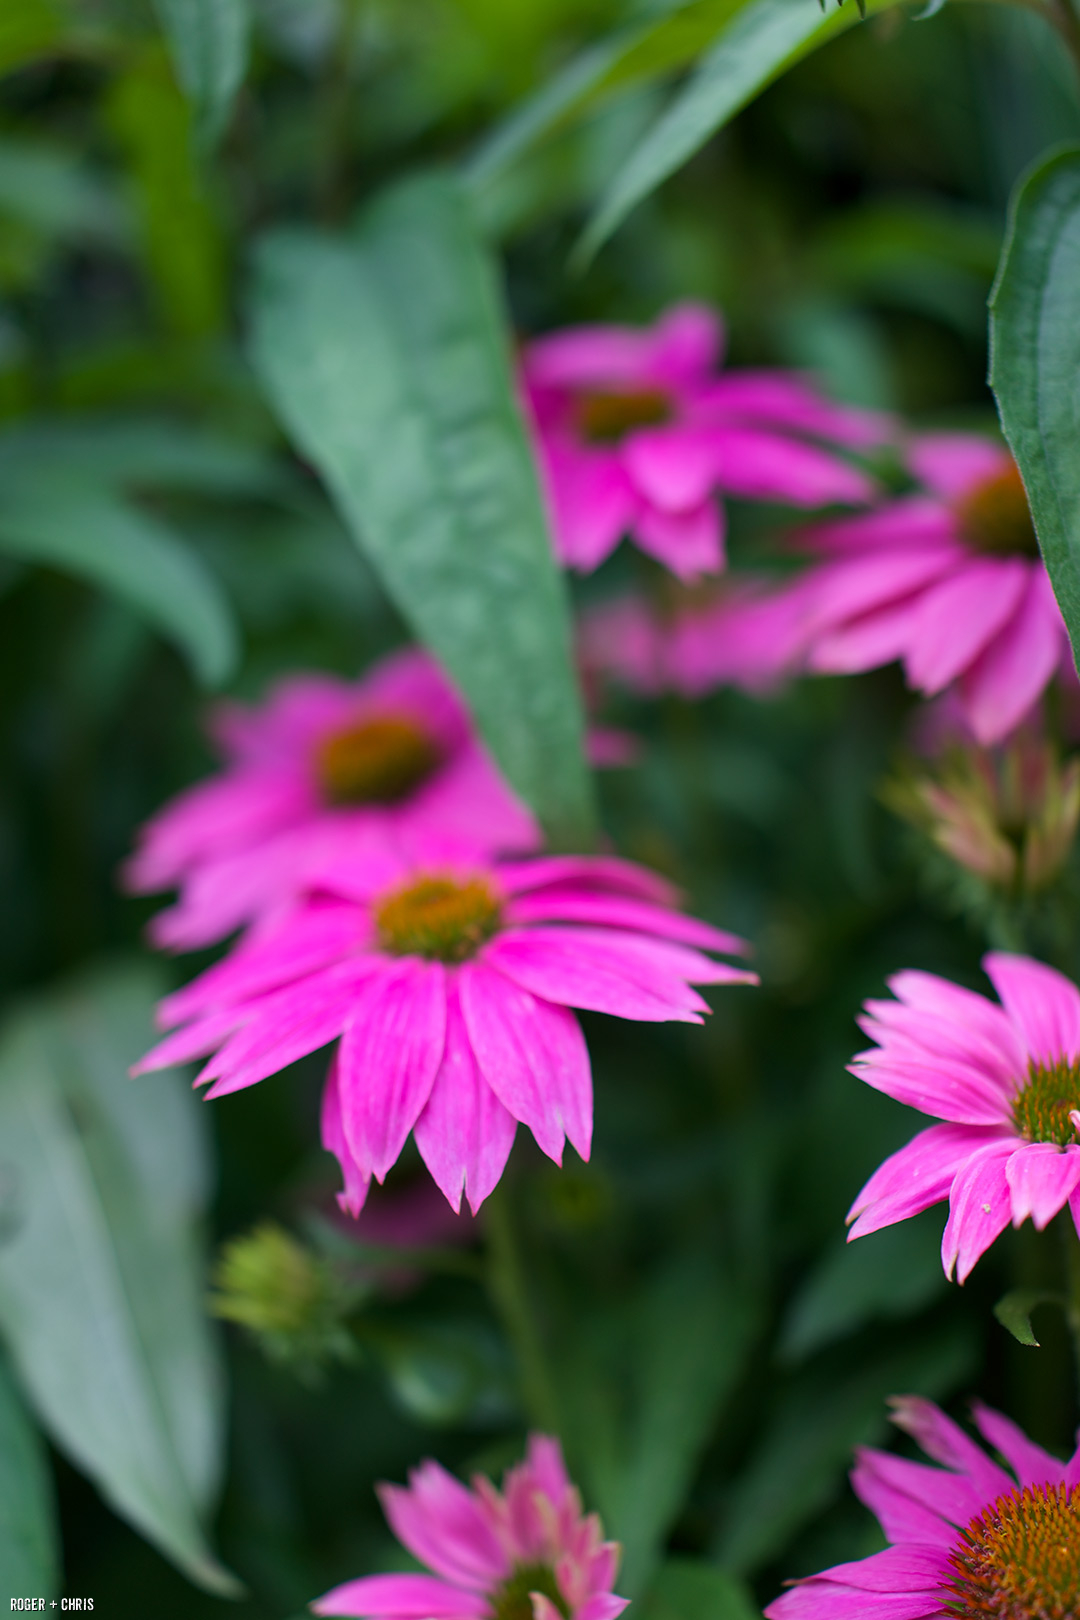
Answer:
top-left (0, 481), bottom-right (238, 685)
top-left (249, 174), bottom-right (596, 848)
top-left (989, 143), bottom-right (1080, 664)
top-left (153, 0), bottom-right (251, 147)
top-left (581, 0), bottom-right (883, 258)
top-left (0, 965), bottom-right (236, 1594)
top-left (0, 1356), bottom-right (58, 1598)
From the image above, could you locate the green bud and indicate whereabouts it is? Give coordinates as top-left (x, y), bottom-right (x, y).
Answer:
top-left (208, 1222), bottom-right (361, 1377)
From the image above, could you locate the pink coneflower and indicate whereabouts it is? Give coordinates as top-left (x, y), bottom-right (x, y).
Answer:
top-left (522, 303), bottom-right (879, 581)
top-left (135, 838), bottom-right (756, 1214)
top-left (765, 1395), bottom-right (1080, 1619)
top-left (124, 648), bottom-right (539, 950)
top-left (580, 576), bottom-right (811, 699)
top-left (846, 952), bottom-right (1080, 1281)
top-left (795, 434), bottom-right (1071, 744)
top-left (311, 1435), bottom-right (628, 1620)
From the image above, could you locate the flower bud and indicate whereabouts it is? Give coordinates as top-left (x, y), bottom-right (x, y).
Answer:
top-left (208, 1222), bottom-right (361, 1376)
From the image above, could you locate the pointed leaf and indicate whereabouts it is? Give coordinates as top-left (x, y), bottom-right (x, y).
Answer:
top-left (581, 0), bottom-right (889, 257)
top-left (249, 174), bottom-right (595, 847)
top-left (153, 0), bottom-right (251, 147)
top-left (0, 1355), bottom-right (58, 1599)
top-left (0, 480), bottom-right (238, 685)
top-left (0, 964), bottom-right (238, 1595)
top-left (989, 143), bottom-right (1080, 665)
top-left (993, 1287), bottom-right (1059, 1347)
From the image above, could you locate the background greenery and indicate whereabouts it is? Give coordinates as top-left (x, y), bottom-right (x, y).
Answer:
top-left (2, 0), bottom-right (1079, 1615)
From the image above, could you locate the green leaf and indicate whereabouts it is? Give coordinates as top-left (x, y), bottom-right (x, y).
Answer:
top-left (0, 963), bottom-right (238, 1596)
top-left (0, 1354), bottom-right (58, 1598)
top-left (249, 173), bottom-right (595, 847)
top-left (715, 1323), bottom-right (975, 1574)
top-left (0, 138), bottom-right (130, 247)
top-left (0, 0), bottom-right (62, 78)
top-left (993, 1287), bottom-right (1060, 1348)
top-left (0, 416), bottom-right (280, 498)
top-left (989, 143), bottom-right (1080, 666)
top-left (562, 1257), bottom-right (761, 1598)
top-left (466, 0), bottom-right (746, 192)
top-left (779, 1215), bottom-right (946, 1362)
top-left (0, 480), bottom-right (238, 685)
top-left (580, 0), bottom-right (885, 258)
top-left (639, 1559), bottom-right (759, 1620)
top-left (153, 0), bottom-right (252, 148)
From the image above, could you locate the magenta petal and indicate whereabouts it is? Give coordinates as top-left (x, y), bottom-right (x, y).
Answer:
top-left (413, 983), bottom-right (517, 1214)
top-left (846, 1122), bottom-right (996, 1238)
top-left (959, 567), bottom-right (1066, 744)
top-left (338, 960), bottom-right (447, 1183)
top-left (904, 558), bottom-right (1029, 695)
top-left (971, 1400), bottom-right (1069, 1489)
top-left (321, 1050), bottom-right (371, 1216)
top-left (888, 1396), bottom-right (1013, 1503)
top-left (634, 500), bottom-right (725, 580)
top-left (506, 890), bottom-right (748, 956)
top-left (849, 1049), bottom-right (1015, 1126)
top-left (197, 960), bottom-right (371, 1097)
top-left (310, 1573), bottom-right (489, 1619)
top-left (487, 928), bottom-right (719, 1023)
top-left (806, 1546), bottom-right (948, 1592)
top-left (765, 1583), bottom-right (945, 1619)
top-left (707, 425), bottom-right (874, 506)
top-left (851, 1448), bottom-right (973, 1543)
top-left (459, 962), bottom-right (591, 1163)
top-left (544, 446), bottom-right (638, 571)
top-left (983, 950), bottom-right (1080, 1066)
top-left (907, 433), bottom-right (1010, 500)
top-left (378, 1463), bottom-right (509, 1590)
top-left (1005, 1142), bottom-right (1080, 1228)
top-left (623, 426), bottom-right (720, 510)
top-left (498, 855), bottom-right (677, 905)
top-left (941, 1140), bottom-right (1014, 1281)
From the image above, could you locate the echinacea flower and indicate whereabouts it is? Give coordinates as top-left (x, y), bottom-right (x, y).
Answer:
top-left (846, 952), bottom-right (1080, 1280)
top-left (523, 303), bottom-right (879, 581)
top-left (795, 434), bottom-right (1072, 744)
top-left (124, 647), bottom-right (538, 950)
top-left (311, 1434), bottom-right (628, 1620)
top-left (580, 576), bottom-right (811, 700)
top-left (765, 1394), bottom-right (1080, 1619)
top-left (135, 838), bottom-right (756, 1214)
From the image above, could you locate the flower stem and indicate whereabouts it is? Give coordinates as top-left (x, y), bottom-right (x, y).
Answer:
top-left (1062, 1214), bottom-right (1080, 1398)
top-left (484, 1185), bottom-right (561, 1433)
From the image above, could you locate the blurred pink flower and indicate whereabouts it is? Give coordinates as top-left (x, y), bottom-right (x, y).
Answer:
top-left (795, 434), bottom-right (1071, 744)
top-left (311, 1434), bottom-right (628, 1620)
top-left (580, 576), bottom-right (811, 699)
top-left (847, 952), bottom-right (1080, 1281)
top-left (765, 1395), bottom-right (1080, 1619)
top-left (123, 648), bottom-right (539, 950)
top-left (135, 838), bottom-right (756, 1214)
top-left (523, 303), bottom-right (881, 581)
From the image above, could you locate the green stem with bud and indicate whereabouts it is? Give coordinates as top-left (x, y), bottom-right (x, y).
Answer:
top-left (484, 1185), bottom-right (561, 1433)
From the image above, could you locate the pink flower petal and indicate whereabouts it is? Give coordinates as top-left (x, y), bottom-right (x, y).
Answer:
top-left (622, 426), bottom-right (720, 511)
top-left (888, 1396), bottom-right (1013, 1503)
top-left (498, 856), bottom-right (677, 905)
top-left (983, 950), bottom-right (1080, 1066)
top-left (506, 890), bottom-right (748, 956)
top-left (941, 1139), bottom-right (1014, 1281)
top-left (311, 1573), bottom-right (490, 1619)
top-left (321, 1050), bottom-right (371, 1216)
top-left (543, 445), bottom-right (639, 572)
top-left (1005, 1142), bottom-right (1080, 1228)
top-left (707, 426), bottom-right (874, 506)
top-left (338, 960), bottom-right (447, 1183)
top-left (846, 1121), bottom-right (999, 1238)
top-left (487, 928), bottom-right (713, 1023)
top-left (971, 1400), bottom-right (1069, 1488)
top-left (459, 962), bottom-right (591, 1163)
top-left (765, 1584), bottom-right (946, 1619)
top-left (849, 1049), bottom-right (1015, 1126)
top-left (379, 1462), bottom-right (509, 1590)
top-left (904, 557), bottom-right (1030, 695)
top-left (634, 500), bottom-right (725, 581)
top-left (851, 1447), bottom-right (977, 1540)
top-left (886, 970), bottom-right (1028, 1080)
top-left (907, 433), bottom-right (1010, 501)
top-left (959, 566), bottom-right (1067, 744)
top-left (413, 984), bottom-right (517, 1214)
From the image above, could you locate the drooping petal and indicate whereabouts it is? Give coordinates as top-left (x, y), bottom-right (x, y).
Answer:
top-left (970, 1401), bottom-right (1069, 1489)
top-left (487, 927), bottom-right (723, 1023)
top-left (983, 951), bottom-right (1080, 1066)
top-left (888, 1396), bottom-right (1013, 1503)
top-left (459, 963), bottom-right (592, 1163)
top-left (941, 1139), bottom-right (1015, 1281)
top-left (413, 984), bottom-right (517, 1214)
top-left (542, 445), bottom-right (638, 572)
top-left (506, 890), bottom-right (749, 956)
top-left (707, 425), bottom-right (874, 506)
top-left (850, 1447), bottom-right (971, 1544)
top-left (904, 557), bottom-right (1029, 695)
top-left (765, 1583), bottom-right (946, 1620)
top-left (846, 1122), bottom-right (999, 1238)
top-left (1005, 1142), bottom-right (1080, 1228)
top-left (311, 1573), bottom-right (490, 1619)
top-left (321, 1050), bottom-right (371, 1217)
top-left (848, 1049), bottom-right (1016, 1126)
top-left (634, 500), bottom-right (725, 581)
top-left (959, 567), bottom-right (1067, 744)
top-left (338, 960), bottom-right (447, 1183)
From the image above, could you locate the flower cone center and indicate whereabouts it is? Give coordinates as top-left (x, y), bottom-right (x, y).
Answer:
top-left (576, 387), bottom-right (672, 443)
top-left (1011, 1059), bottom-right (1080, 1147)
top-left (374, 875), bottom-right (502, 962)
top-left (490, 1561), bottom-right (571, 1620)
top-left (957, 463), bottom-right (1039, 557)
top-left (942, 1482), bottom-right (1080, 1618)
top-left (314, 715), bottom-right (441, 807)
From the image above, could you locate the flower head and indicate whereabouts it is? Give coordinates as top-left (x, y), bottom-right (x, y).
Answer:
top-left (846, 951), bottom-right (1080, 1279)
top-left (311, 1435), bottom-right (628, 1620)
top-left (135, 838), bottom-right (756, 1214)
top-left (523, 303), bottom-right (880, 581)
top-left (794, 434), bottom-right (1071, 744)
top-left (765, 1395), bottom-right (1080, 1620)
top-left (124, 648), bottom-right (539, 950)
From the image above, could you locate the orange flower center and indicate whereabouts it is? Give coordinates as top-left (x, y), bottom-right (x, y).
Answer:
top-left (490, 1562), bottom-right (570, 1620)
top-left (1011, 1059), bottom-right (1080, 1148)
top-left (314, 715), bottom-right (441, 807)
top-left (942, 1482), bottom-right (1080, 1618)
top-left (957, 463), bottom-right (1039, 557)
top-left (374, 875), bottom-right (502, 963)
top-left (576, 387), bottom-right (672, 444)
